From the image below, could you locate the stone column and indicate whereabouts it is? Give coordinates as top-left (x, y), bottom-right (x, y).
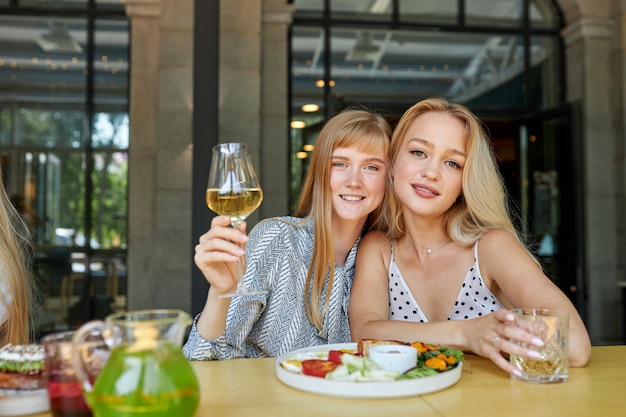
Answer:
top-left (260, 0), bottom-right (294, 217)
top-left (562, 15), bottom-right (621, 343)
top-left (219, 1), bottom-right (263, 225)
top-left (123, 0), bottom-right (195, 312)
top-left (122, 0), bottom-right (161, 310)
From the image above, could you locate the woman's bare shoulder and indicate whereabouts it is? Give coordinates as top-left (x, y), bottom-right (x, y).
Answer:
top-left (361, 229), bottom-right (390, 244)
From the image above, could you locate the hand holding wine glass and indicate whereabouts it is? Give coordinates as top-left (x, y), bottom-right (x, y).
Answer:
top-left (206, 143), bottom-right (265, 297)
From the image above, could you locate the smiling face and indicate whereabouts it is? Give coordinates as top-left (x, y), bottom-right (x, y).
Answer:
top-left (329, 146), bottom-right (388, 225)
top-left (392, 111), bottom-right (467, 219)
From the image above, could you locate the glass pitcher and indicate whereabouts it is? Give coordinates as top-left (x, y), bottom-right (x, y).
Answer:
top-left (71, 309), bottom-right (200, 417)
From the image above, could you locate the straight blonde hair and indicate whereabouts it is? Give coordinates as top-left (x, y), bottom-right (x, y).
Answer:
top-left (0, 176), bottom-right (36, 344)
top-left (294, 108), bottom-right (391, 330)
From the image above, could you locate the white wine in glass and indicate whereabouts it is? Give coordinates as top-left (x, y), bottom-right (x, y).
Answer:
top-left (206, 143), bottom-right (265, 297)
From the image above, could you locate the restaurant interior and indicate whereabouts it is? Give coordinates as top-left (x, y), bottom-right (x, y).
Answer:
top-left (0, 0), bottom-right (623, 347)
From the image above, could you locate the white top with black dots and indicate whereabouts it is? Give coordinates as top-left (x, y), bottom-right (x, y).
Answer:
top-left (388, 240), bottom-right (504, 322)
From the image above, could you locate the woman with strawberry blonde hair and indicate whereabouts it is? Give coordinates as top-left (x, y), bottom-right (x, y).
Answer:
top-left (0, 176), bottom-right (37, 345)
top-left (184, 108), bottom-right (391, 359)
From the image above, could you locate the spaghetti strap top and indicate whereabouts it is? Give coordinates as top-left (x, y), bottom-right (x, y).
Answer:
top-left (388, 240), bottom-right (504, 322)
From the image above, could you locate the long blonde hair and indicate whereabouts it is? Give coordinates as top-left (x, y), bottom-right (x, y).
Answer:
top-left (387, 97), bottom-right (529, 252)
top-left (294, 108), bottom-right (391, 330)
top-left (0, 176), bottom-right (36, 344)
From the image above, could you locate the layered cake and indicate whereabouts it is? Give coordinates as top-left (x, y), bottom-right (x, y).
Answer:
top-left (0, 344), bottom-right (45, 390)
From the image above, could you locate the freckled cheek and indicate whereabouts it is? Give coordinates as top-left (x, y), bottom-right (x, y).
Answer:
top-left (369, 177), bottom-right (387, 200)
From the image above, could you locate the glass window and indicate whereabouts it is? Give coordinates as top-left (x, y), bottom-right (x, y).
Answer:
top-left (97, 0), bottom-right (126, 13)
top-left (91, 151), bottom-right (127, 249)
top-left (528, 36), bottom-right (563, 110)
top-left (20, 0), bottom-right (124, 12)
top-left (17, 109), bottom-right (85, 148)
top-left (93, 19), bottom-right (129, 128)
top-left (0, 8), bottom-right (128, 332)
top-left (19, 0), bottom-right (86, 9)
top-left (290, 25), bottom-right (325, 210)
top-left (293, 0), bottom-right (323, 18)
top-left (291, 0), bottom-right (564, 199)
top-left (0, 108), bottom-right (10, 146)
top-left (92, 112), bottom-right (128, 148)
top-left (331, 0), bottom-right (391, 22)
top-left (400, 0), bottom-right (458, 25)
top-left (0, 15), bottom-right (87, 116)
top-left (466, 0), bottom-right (523, 27)
top-left (12, 150), bottom-right (85, 245)
top-left (325, 28), bottom-right (530, 110)
top-left (452, 34), bottom-right (527, 110)
top-left (530, 0), bottom-right (561, 29)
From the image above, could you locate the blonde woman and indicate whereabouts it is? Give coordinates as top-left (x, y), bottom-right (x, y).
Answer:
top-left (184, 108), bottom-right (391, 359)
top-left (349, 97), bottom-right (591, 375)
top-left (0, 177), bottom-right (37, 345)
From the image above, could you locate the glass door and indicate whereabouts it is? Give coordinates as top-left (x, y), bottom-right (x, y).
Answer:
top-left (485, 103), bottom-right (586, 316)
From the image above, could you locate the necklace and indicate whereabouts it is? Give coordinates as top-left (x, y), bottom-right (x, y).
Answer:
top-left (413, 239), bottom-right (451, 254)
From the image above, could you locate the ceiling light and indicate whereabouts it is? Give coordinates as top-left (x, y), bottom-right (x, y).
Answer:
top-left (301, 104), bottom-right (319, 112)
top-left (291, 120), bottom-right (306, 129)
top-left (296, 152), bottom-right (308, 159)
top-left (345, 31), bottom-right (381, 62)
top-left (303, 144), bottom-right (314, 151)
top-left (36, 21), bottom-right (83, 53)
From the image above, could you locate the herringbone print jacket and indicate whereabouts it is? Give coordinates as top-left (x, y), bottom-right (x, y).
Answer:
top-left (183, 217), bottom-right (358, 360)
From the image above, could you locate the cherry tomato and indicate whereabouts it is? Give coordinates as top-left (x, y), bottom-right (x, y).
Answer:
top-left (301, 359), bottom-right (339, 378)
top-left (327, 350), bottom-right (344, 364)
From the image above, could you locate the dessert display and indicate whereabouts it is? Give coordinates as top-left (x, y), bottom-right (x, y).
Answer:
top-left (0, 344), bottom-right (45, 390)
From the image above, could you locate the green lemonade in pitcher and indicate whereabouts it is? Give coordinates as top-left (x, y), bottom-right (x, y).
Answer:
top-left (89, 341), bottom-right (199, 417)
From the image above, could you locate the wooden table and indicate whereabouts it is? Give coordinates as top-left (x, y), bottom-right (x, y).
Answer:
top-left (29, 345), bottom-right (626, 417)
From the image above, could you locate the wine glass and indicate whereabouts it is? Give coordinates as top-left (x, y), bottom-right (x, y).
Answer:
top-left (206, 143), bottom-right (266, 297)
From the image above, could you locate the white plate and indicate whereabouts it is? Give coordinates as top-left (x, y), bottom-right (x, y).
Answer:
top-left (0, 388), bottom-right (49, 416)
top-left (275, 343), bottom-right (462, 399)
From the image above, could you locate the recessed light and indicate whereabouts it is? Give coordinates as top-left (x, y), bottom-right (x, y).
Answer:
top-left (301, 104), bottom-right (319, 112)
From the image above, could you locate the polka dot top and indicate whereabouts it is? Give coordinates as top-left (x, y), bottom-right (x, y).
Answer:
top-left (388, 240), bottom-right (504, 322)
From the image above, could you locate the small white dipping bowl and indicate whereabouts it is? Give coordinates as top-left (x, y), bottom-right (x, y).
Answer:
top-left (368, 344), bottom-right (418, 374)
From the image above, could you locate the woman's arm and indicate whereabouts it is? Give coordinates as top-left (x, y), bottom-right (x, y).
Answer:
top-left (193, 215), bottom-right (248, 340)
top-left (478, 229), bottom-right (591, 367)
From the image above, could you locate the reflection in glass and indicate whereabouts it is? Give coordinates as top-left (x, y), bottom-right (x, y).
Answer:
top-left (293, 0), bottom-right (323, 16)
top-left (91, 152), bottom-right (127, 249)
top-left (12, 151), bottom-right (85, 245)
top-left (18, 0), bottom-right (125, 11)
top-left (94, 19), bottom-right (129, 118)
top-left (291, 25), bottom-right (326, 209)
top-left (466, 0), bottom-right (523, 27)
top-left (0, 7), bottom-right (129, 332)
top-left (528, 36), bottom-right (562, 110)
top-left (331, 0), bottom-right (391, 22)
top-left (530, 0), bottom-right (561, 29)
top-left (0, 109), bottom-right (10, 146)
top-left (400, 0), bottom-right (458, 25)
top-left (19, 0), bottom-right (86, 9)
top-left (92, 113), bottom-right (129, 148)
top-left (0, 16), bottom-right (87, 105)
top-left (17, 109), bottom-right (85, 148)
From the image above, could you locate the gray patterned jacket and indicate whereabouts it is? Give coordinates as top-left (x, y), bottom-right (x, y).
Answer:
top-left (182, 217), bottom-right (357, 359)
